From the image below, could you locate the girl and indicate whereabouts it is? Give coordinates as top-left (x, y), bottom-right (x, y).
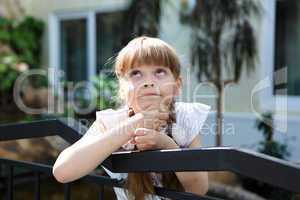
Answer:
top-left (53, 36), bottom-right (211, 200)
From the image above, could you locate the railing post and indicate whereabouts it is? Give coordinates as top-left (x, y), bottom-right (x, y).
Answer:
top-left (64, 183), bottom-right (71, 200)
top-left (98, 185), bottom-right (104, 200)
top-left (6, 165), bottom-right (14, 200)
top-left (34, 172), bottom-right (41, 200)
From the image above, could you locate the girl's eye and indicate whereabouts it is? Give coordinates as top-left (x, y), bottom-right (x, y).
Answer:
top-left (156, 68), bottom-right (167, 76)
top-left (129, 70), bottom-right (142, 78)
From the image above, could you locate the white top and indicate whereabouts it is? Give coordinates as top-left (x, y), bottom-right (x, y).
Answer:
top-left (94, 102), bottom-right (211, 200)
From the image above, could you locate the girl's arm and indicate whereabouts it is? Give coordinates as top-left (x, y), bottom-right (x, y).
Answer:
top-left (52, 113), bottom-right (143, 183)
top-left (173, 134), bottom-right (209, 196)
top-left (132, 129), bottom-right (209, 195)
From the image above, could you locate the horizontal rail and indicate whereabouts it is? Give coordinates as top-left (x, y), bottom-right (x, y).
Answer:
top-left (0, 119), bottom-right (299, 194)
top-left (0, 118), bottom-right (83, 144)
top-left (0, 157), bottom-right (216, 200)
top-left (102, 147), bottom-right (300, 193)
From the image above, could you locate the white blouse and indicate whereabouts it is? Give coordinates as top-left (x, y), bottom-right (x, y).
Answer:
top-left (94, 102), bottom-right (211, 200)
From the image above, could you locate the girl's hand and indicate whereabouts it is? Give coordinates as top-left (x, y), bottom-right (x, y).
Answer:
top-left (137, 102), bottom-right (170, 131)
top-left (131, 128), bottom-right (179, 151)
top-left (141, 110), bottom-right (169, 130)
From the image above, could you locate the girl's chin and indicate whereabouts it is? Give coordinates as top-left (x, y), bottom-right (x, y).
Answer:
top-left (130, 95), bottom-right (173, 112)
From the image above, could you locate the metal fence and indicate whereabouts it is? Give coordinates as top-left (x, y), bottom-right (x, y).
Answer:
top-left (0, 119), bottom-right (299, 200)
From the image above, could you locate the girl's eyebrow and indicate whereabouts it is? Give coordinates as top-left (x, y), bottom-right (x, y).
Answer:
top-left (124, 68), bottom-right (140, 78)
top-left (126, 66), bottom-right (167, 74)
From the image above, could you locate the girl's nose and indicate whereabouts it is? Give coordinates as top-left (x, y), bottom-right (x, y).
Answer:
top-left (143, 83), bottom-right (155, 88)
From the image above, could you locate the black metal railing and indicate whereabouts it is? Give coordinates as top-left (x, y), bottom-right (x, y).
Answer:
top-left (0, 118), bottom-right (299, 200)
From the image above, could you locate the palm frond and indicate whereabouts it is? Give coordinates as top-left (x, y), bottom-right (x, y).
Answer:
top-left (181, 0), bottom-right (260, 83)
top-left (121, 0), bottom-right (161, 45)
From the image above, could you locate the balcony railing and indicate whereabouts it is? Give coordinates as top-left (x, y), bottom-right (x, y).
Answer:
top-left (0, 118), bottom-right (299, 200)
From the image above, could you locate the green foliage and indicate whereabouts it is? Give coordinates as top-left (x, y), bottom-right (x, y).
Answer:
top-left (256, 112), bottom-right (273, 140)
top-left (255, 111), bottom-right (290, 159)
top-left (0, 16), bottom-right (44, 68)
top-left (91, 74), bottom-right (120, 110)
top-left (0, 16), bottom-right (46, 90)
top-left (52, 74), bottom-right (120, 120)
top-left (0, 52), bottom-right (20, 92)
top-left (258, 140), bottom-right (290, 159)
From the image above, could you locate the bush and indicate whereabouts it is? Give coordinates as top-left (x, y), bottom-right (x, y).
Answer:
top-left (0, 52), bottom-right (22, 92)
top-left (0, 16), bottom-right (46, 89)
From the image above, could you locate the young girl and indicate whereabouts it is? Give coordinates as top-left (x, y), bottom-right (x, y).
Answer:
top-left (53, 36), bottom-right (211, 200)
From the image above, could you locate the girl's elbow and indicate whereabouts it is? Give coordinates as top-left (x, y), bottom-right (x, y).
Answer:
top-left (188, 174), bottom-right (209, 196)
top-left (52, 150), bottom-right (73, 183)
top-left (52, 164), bottom-right (70, 183)
top-left (191, 181), bottom-right (209, 197)
top-left (52, 152), bottom-right (93, 184)
top-left (199, 173), bottom-right (209, 196)
top-left (199, 181), bottom-right (209, 196)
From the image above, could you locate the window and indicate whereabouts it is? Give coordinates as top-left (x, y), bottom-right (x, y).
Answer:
top-left (96, 11), bottom-right (124, 72)
top-left (60, 19), bottom-right (88, 82)
top-left (274, 0), bottom-right (300, 96)
top-left (50, 7), bottom-right (127, 86)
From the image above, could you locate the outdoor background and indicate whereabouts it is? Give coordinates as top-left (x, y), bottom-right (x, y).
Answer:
top-left (0, 0), bottom-right (299, 199)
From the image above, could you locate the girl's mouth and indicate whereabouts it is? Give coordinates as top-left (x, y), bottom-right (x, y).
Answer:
top-left (139, 92), bottom-right (160, 97)
top-left (144, 93), bottom-right (159, 96)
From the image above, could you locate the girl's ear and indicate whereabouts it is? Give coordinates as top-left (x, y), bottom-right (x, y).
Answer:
top-left (174, 77), bottom-right (182, 96)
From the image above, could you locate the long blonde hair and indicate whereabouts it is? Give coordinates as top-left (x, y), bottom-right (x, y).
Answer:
top-left (114, 36), bottom-right (184, 200)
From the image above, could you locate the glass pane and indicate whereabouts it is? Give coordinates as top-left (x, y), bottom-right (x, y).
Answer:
top-left (274, 0), bottom-right (300, 96)
top-left (96, 11), bottom-right (124, 73)
top-left (60, 18), bottom-right (87, 82)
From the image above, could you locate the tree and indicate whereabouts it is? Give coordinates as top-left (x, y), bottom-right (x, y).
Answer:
top-left (121, 0), bottom-right (162, 45)
top-left (180, 0), bottom-right (261, 146)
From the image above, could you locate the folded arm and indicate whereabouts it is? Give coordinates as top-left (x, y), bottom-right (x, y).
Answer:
top-left (174, 134), bottom-right (209, 196)
top-left (52, 114), bottom-right (143, 183)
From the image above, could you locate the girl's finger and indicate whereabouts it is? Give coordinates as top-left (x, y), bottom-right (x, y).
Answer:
top-left (151, 119), bottom-right (165, 131)
top-left (143, 110), bottom-right (159, 119)
top-left (136, 143), bottom-right (150, 151)
top-left (155, 119), bottom-right (167, 126)
top-left (145, 111), bottom-right (168, 121)
top-left (134, 136), bottom-right (141, 143)
top-left (143, 103), bottom-right (160, 112)
top-left (157, 120), bottom-right (167, 129)
top-left (134, 131), bottom-right (157, 144)
top-left (134, 128), bottom-right (150, 136)
top-left (129, 138), bottom-right (136, 144)
top-left (134, 135), bottom-right (148, 144)
top-left (159, 112), bottom-right (169, 121)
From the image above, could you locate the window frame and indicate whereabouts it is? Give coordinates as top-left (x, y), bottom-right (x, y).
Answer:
top-left (259, 0), bottom-right (300, 112)
top-left (48, 2), bottom-right (129, 88)
top-left (49, 11), bottom-right (95, 87)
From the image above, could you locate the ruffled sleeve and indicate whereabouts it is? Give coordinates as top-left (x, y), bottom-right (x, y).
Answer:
top-left (173, 102), bottom-right (211, 148)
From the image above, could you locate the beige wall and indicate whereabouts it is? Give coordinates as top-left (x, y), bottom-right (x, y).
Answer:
top-left (23, 0), bottom-right (128, 20)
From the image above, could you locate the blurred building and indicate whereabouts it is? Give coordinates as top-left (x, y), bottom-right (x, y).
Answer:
top-left (14, 0), bottom-right (300, 162)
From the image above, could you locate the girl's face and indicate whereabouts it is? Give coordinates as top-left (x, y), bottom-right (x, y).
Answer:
top-left (122, 65), bottom-right (182, 113)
